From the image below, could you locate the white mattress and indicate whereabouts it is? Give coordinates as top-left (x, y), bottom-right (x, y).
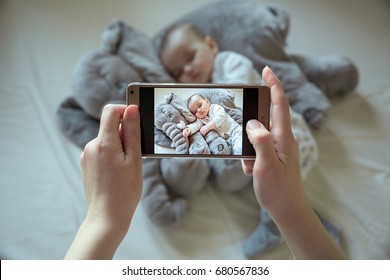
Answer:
top-left (1, 0), bottom-right (389, 259)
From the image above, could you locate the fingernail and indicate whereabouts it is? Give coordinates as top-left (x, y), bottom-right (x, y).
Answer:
top-left (246, 120), bottom-right (263, 131)
top-left (127, 105), bottom-right (139, 120)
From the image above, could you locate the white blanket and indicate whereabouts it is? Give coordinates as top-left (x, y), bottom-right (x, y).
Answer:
top-left (1, 0), bottom-right (389, 259)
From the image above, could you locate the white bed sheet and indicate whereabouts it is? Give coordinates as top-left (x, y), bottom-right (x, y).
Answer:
top-left (1, 0), bottom-right (389, 259)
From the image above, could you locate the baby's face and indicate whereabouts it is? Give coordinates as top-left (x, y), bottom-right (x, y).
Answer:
top-left (162, 29), bottom-right (217, 83)
top-left (188, 95), bottom-right (210, 119)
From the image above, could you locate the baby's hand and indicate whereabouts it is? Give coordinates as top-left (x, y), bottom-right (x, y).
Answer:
top-left (200, 126), bottom-right (209, 136)
top-left (183, 128), bottom-right (191, 138)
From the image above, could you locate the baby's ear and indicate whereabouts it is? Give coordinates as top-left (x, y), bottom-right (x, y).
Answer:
top-left (205, 36), bottom-right (218, 55)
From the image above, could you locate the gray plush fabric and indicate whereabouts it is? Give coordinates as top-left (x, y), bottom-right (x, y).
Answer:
top-left (57, 19), bottom-right (173, 145)
top-left (57, 1), bottom-right (358, 258)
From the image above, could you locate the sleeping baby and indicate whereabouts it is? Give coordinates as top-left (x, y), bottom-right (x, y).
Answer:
top-left (183, 93), bottom-right (242, 155)
top-left (161, 22), bottom-right (261, 156)
top-left (160, 22), bottom-right (261, 85)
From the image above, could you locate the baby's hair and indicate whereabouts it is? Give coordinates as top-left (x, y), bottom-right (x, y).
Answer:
top-left (187, 93), bottom-right (207, 108)
top-left (159, 23), bottom-right (205, 59)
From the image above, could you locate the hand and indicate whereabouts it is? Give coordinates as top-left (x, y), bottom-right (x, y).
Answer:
top-left (65, 104), bottom-right (142, 259)
top-left (183, 128), bottom-right (191, 137)
top-left (81, 104), bottom-right (142, 230)
top-left (242, 67), bottom-right (346, 259)
top-left (241, 66), bottom-right (304, 218)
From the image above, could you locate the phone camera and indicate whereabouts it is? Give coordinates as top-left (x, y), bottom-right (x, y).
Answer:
top-left (130, 90), bottom-right (134, 94)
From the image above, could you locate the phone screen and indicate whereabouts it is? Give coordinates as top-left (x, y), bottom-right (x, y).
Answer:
top-left (130, 85), bottom-right (269, 159)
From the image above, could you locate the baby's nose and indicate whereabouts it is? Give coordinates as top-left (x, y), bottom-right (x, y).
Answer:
top-left (184, 64), bottom-right (193, 73)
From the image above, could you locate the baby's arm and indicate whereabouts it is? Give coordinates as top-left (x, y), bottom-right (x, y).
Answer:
top-left (200, 122), bottom-right (216, 136)
top-left (213, 51), bottom-right (261, 84)
top-left (185, 119), bottom-right (203, 136)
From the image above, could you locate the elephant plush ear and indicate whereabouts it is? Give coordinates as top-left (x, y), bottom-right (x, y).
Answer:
top-left (164, 92), bottom-right (196, 123)
top-left (101, 19), bottom-right (174, 82)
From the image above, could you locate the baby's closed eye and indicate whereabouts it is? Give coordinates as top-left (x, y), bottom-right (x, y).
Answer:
top-left (186, 51), bottom-right (195, 63)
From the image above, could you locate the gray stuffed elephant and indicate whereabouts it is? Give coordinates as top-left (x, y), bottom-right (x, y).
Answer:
top-left (57, 0), bottom-right (357, 258)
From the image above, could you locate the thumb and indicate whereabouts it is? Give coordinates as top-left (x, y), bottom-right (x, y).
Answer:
top-left (122, 105), bottom-right (142, 159)
top-left (246, 120), bottom-right (279, 168)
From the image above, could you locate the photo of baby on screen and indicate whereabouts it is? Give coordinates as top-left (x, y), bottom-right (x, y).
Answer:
top-left (154, 88), bottom-right (243, 156)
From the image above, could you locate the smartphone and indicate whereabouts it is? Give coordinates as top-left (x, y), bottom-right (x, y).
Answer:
top-left (127, 83), bottom-right (270, 159)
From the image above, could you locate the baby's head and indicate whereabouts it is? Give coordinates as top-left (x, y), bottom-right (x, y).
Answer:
top-left (187, 93), bottom-right (210, 119)
top-left (160, 23), bottom-right (219, 83)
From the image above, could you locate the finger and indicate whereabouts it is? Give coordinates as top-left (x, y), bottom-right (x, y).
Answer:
top-left (98, 105), bottom-right (127, 142)
top-left (122, 105), bottom-right (142, 159)
top-left (241, 159), bottom-right (254, 176)
top-left (262, 66), bottom-right (294, 139)
top-left (80, 138), bottom-right (96, 170)
top-left (246, 119), bottom-right (279, 168)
